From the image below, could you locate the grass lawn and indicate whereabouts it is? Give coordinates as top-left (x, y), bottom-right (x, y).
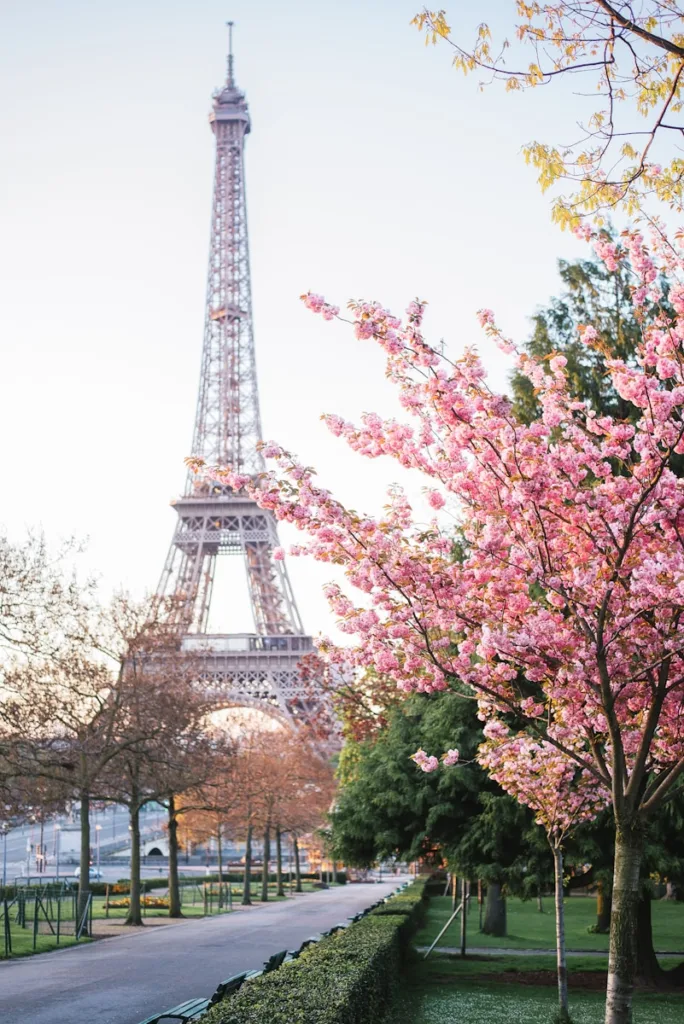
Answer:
top-left (394, 954), bottom-right (684, 1024)
top-left (416, 896), bottom-right (684, 952)
top-left (2, 923), bottom-right (85, 958)
top-left (90, 879), bottom-right (322, 919)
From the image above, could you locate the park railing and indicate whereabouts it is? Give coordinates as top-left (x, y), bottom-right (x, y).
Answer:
top-left (1, 887), bottom-right (93, 957)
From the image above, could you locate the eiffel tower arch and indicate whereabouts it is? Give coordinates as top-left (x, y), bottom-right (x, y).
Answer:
top-left (155, 25), bottom-right (323, 731)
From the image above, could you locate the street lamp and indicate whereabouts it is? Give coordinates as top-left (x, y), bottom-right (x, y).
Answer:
top-left (54, 823), bottom-right (61, 880)
top-left (95, 824), bottom-right (102, 875)
top-left (1, 826), bottom-right (8, 889)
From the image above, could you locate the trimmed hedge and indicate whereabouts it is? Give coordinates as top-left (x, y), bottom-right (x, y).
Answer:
top-left (369, 879), bottom-right (427, 932)
top-left (202, 917), bottom-right (401, 1024)
top-left (201, 881), bottom-right (424, 1024)
top-left (370, 881), bottom-right (427, 917)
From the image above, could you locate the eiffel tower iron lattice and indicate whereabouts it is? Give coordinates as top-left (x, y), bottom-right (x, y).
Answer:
top-left (156, 26), bottom-right (322, 729)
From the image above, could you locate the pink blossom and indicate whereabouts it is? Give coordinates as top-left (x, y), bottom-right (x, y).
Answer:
top-left (411, 750), bottom-right (439, 773)
top-left (273, 547), bottom-right (285, 561)
top-left (427, 489), bottom-right (446, 510)
top-left (549, 354), bottom-right (568, 373)
top-left (442, 748), bottom-right (460, 766)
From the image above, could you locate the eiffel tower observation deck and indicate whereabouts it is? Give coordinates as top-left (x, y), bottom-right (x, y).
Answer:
top-left (156, 25), bottom-right (320, 728)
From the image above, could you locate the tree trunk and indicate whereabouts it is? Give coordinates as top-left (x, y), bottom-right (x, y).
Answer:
top-left (242, 824), bottom-right (252, 906)
top-left (552, 844), bottom-right (570, 1023)
top-left (294, 835), bottom-right (302, 893)
top-left (77, 788), bottom-right (91, 933)
top-left (276, 828), bottom-right (284, 897)
top-left (217, 827), bottom-right (224, 908)
top-left (663, 881), bottom-right (677, 901)
top-left (482, 881), bottom-right (507, 937)
top-left (635, 892), bottom-right (667, 987)
top-left (460, 878), bottom-right (468, 957)
top-left (261, 825), bottom-right (271, 901)
top-left (605, 824), bottom-right (642, 1024)
top-left (167, 795), bottom-right (182, 918)
top-left (125, 804), bottom-right (143, 926)
top-left (537, 876), bottom-right (544, 913)
top-left (595, 880), bottom-right (612, 934)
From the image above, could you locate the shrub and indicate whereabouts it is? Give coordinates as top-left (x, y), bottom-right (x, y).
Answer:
top-left (202, 917), bottom-right (401, 1024)
top-left (201, 881), bottom-right (424, 1024)
top-left (369, 879), bottom-right (428, 928)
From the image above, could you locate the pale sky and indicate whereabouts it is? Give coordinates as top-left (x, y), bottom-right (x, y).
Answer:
top-left (0, 0), bottom-right (590, 638)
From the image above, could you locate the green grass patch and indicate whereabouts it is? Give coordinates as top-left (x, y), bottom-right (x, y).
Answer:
top-left (416, 896), bottom-right (684, 952)
top-left (392, 953), bottom-right (684, 1024)
top-left (90, 881), bottom-right (317, 919)
top-left (1, 923), bottom-right (86, 959)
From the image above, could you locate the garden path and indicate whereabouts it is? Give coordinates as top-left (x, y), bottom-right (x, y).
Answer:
top-left (0, 878), bottom-right (406, 1024)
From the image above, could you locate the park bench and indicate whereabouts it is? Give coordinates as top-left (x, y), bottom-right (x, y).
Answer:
top-left (262, 948), bottom-right (288, 973)
top-left (137, 996), bottom-right (210, 1023)
top-left (323, 923), bottom-right (347, 936)
top-left (208, 972), bottom-right (248, 1006)
top-left (296, 934), bottom-right (322, 954)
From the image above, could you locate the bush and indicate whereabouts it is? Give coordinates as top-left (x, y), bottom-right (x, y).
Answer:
top-left (201, 881), bottom-right (425, 1024)
top-left (369, 879), bottom-right (428, 929)
top-left (202, 917), bottom-right (401, 1024)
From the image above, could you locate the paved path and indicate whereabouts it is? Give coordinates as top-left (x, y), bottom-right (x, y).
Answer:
top-left (0, 881), bottom-right (405, 1024)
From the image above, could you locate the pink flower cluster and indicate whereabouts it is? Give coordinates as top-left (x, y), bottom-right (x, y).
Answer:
top-left (300, 292), bottom-right (340, 321)
top-left (479, 728), bottom-right (609, 839)
top-left (411, 749), bottom-right (439, 773)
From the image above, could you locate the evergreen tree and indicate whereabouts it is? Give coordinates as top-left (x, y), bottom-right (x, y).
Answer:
top-left (511, 233), bottom-right (667, 426)
top-left (330, 691), bottom-right (550, 936)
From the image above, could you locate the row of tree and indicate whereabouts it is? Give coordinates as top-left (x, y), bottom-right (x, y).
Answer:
top-left (0, 555), bottom-right (333, 925)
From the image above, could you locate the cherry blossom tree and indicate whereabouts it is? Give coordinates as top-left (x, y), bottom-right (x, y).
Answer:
top-left (479, 725), bottom-right (609, 1021)
top-left (191, 222), bottom-right (684, 1024)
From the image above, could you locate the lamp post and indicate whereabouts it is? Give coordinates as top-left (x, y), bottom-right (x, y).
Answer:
top-left (95, 824), bottom-right (102, 875)
top-left (1, 827), bottom-right (8, 889)
top-left (54, 823), bottom-right (61, 879)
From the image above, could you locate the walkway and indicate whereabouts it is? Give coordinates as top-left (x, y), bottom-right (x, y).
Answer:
top-left (0, 880), bottom-right (405, 1024)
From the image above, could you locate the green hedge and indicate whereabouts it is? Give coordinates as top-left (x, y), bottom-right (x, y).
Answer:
top-left (202, 917), bottom-right (401, 1024)
top-left (370, 880), bottom-right (427, 917)
top-left (201, 882), bottom-right (424, 1024)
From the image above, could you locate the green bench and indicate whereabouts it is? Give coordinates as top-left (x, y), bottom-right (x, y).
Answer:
top-left (209, 972), bottom-right (249, 1006)
top-left (138, 997), bottom-right (210, 1023)
top-left (262, 949), bottom-right (288, 972)
top-left (296, 934), bottom-right (322, 954)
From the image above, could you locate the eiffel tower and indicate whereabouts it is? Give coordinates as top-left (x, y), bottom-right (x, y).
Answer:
top-left (156, 25), bottom-right (319, 728)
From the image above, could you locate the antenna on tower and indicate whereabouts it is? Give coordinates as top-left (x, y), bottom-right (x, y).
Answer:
top-left (226, 20), bottom-right (235, 87)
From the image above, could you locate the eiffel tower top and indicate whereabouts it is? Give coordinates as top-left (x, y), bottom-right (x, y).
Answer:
top-left (186, 20), bottom-right (262, 481)
top-left (211, 21), bottom-right (251, 131)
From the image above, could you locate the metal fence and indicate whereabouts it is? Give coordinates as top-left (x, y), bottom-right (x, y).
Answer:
top-left (1, 887), bottom-right (92, 958)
